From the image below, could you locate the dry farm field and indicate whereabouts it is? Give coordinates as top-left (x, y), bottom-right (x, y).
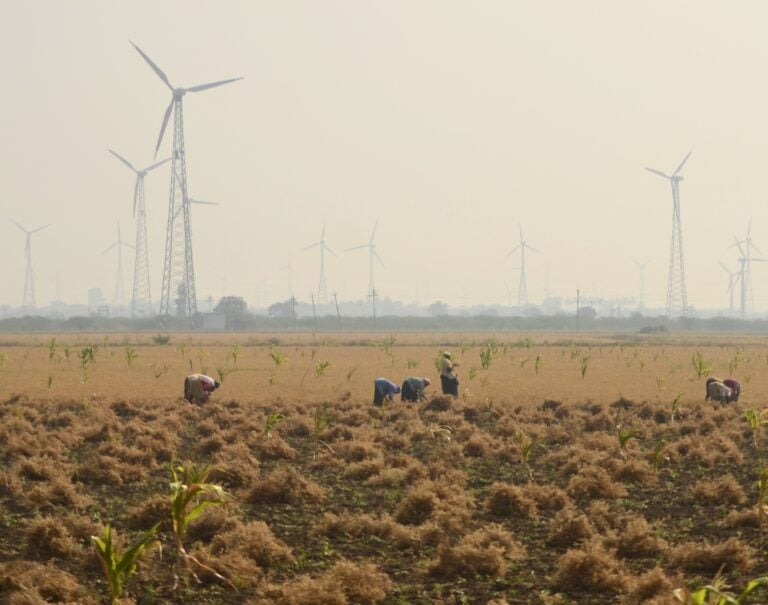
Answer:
top-left (1, 331), bottom-right (768, 604)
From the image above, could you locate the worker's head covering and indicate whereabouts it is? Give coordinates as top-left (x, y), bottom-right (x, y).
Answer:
top-left (213, 380), bottom-right (221, 389)
top-left (442, 351), bottom-right (451, 358)
top-left (423, 377), bottom-right (431, 386)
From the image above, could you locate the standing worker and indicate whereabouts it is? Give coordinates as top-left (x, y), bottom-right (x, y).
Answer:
top-left (373, 377), bottom-right (401, 406)
top-left (401, 377), bottom-right (431, 403)
top-left (439, 351), bottom-right (459, 399)
top-left (184, 373), bottom-right (221, 405)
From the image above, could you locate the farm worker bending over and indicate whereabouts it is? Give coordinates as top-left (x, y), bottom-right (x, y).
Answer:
top-left (723, 378), bottom-right (741, 402)
top-left (439, 351), bottom-right (459, 399)
top-left (401, 377), bottom-right (431, 403)
top-left (184, 373), bottom-right (220, 405)
top-left (373, 377), bottom-right (401, 406)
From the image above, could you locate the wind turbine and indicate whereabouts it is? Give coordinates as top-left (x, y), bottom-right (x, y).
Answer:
top-left (11, 220), bottom-right (49, 310)
top-left (131, 41), bottom-right (242, 321)
top-left (633, 260), bottom-right (649, 311)
top-left (646, 150), bottom-right (692, 317)
top-left (304, 222), bottom-right (335, 304)
top-left (102, 223), bottom-right (135, 308)
top-left (345, 219), bottom-right (384, 298)
top-left (108, 149), bottom-right (169, 317)
top-left (719, 262), bottom-right (737, 315)
top-left (731, 221), bottom-right (767, 317)
top-left (506, 223), bottom-right (537, 307)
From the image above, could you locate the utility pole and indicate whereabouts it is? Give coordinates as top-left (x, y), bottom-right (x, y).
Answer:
top-left (333, 291), bottom-right (342, 331)
top-left (310, 292), bottom-right (318, 332)
top-left (576, 288), bottom-right (580, 332)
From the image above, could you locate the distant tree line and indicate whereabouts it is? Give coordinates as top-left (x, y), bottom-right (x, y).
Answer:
top-left (1, 311), bottom-right (767, 333)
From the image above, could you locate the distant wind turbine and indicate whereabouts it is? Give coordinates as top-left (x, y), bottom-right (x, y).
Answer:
top-left (108, 149), bottom-right (169, 317)
top-left (346, 219), bottom-right (384, 298)
top-left (304, 222), bottom-right (336, 304)
top-left (633, 260), bottom-right (649, 311)
top-left (646, 150), bottom-right (692, 317)
top-left (731, 220), bottom-right (767, 317)
top-left (102, 222), bottom-right (135, 308)
top-left (11, 219), bottom-right (49, 310)
top-left (506, 223), bottom-right (537, 307)
top-left (719, 262), bottom-right (737, 315)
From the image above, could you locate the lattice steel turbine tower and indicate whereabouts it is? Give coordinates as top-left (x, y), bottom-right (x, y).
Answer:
top-left (304, 222), bottom-right (336, 304)
top-left (109, 149), bottom-right (169, 316)
top-left (346, 219), bottom-right (384, 298)
top-left (11, 220), bottom-right (49, 310)
top-left (506, 223), bottom-right (537, 307)
top-left (645, 151), bottom-right (692, 317)
top-left (101, 222), bottom-right (134, 308)
top-left (131, 41), bottom-right (241, 322)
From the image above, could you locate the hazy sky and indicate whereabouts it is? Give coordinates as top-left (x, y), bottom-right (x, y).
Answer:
top-left (3, 1), bottom-right (768, 312)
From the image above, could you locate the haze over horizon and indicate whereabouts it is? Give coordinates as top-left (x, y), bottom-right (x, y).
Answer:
top-left (3, 2), bottom-right (768, 314)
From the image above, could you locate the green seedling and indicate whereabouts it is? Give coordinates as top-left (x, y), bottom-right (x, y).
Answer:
top-left (215, 365), bottom-right (235, 383)
top-left (580, 355), bottom-right (590, 379)
top-left (230, 343), bottom-right (243, 365)
top-left (513, 429), bottom-right (539, 480)
top-left (346, 366), bottom-right (358, 382)
top-left (616, 424), bottom-right (639, 454)
top-left (674, 565), bottom-right (768, 604)
top-left (269, 348), bottom-right (289, 368)
top-left (691, 352), bottom-right (712, 378)
top-left (534, 355), bottom-right (543, 374)
top-left (314, 360), bottom-right (331, 379)
top-left (48, 337), bottom-right (57, 361)
top-left (124, 347), bottom-right (138, 368)
top-left (92, 523), bottom-right (160, 605)
top-left (264, 411), bottom-right (284, 438)
top-left (169, 463), bottom-right (233, 588)
top-left (651, 438), bottom-right (668, 471)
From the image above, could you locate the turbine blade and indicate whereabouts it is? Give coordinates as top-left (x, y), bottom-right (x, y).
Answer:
top-left (733, 237), bottom-right (746, 257)
top-left (672, 149), bottom-right (693, 177)
top-left (719, 261), bottom-right (731, 274)
top-left (31, 224), bottom-right (50, 234)
top-left (345, 244), bottom-right (368, 252)
top-left (185, 77), bottom-right (244, 93)
top-left (526, 244), bottom-right (539, 253)
top-left (189, 199), bottom-right (218, 206)
top-left (10, 219), bottom-right (27, 233)
top-left (645, 167), bottom-right (670, 179)
top-left (102, 241), bottom-right (118, 255)
top-left (506, 244), bottom-right (521, 257)
top-left (374, 250), bottom-right (385, 267)
top-left (108, 149), bottom-right (136, 172)
top-left (370, 218), bottom-right (379, 244)
top-left (144, 157), bottom-right (171, 173)
top-left (324, 244), bottom-right (337, 257)
top-left (303, 242), bottom-right (320, 251)
top-left (154, 98), bottom-right (174, 158)
top-left (750, 242), bottom-right (763, 255)
top-left (130, 41), bottom-right (174, 91)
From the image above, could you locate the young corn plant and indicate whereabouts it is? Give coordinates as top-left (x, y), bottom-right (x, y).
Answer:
top-left (580, 355), bottom-right (590, 379)
top-left (312, 405), bottom-right (335, 457)
top-left (479, 344), bottom-right (496, 370)
top-left (269, 347), bottom-right (289, 368)
top-left (79, 344), bottom-right (98, 384)
top-left (534, 355), bottom-right (543, 374)
top-left (124, 347), bottom-right (138, 368)
top-left (264, 411), bottom-right (284, 438)
top-left (92, 523), bottom-right (160, 605)
top-left (48, 337), bottom-right (57, 362)
top-left (512, 429), bottom-right (539, 480)
top-left (169, 463), bottom-right (233, 588)
top-left (745, 408), bottom-right (768, 450)
top-left (215, 365), bottom-right (235, 383)
top-left (674, 565), bottom-right (768, 604)
top-left (757, 466), bottom-right (768, 535)
top-left (728, 351), bottom-right (743, 375)
top-left (616, 424), bottom-right (639, 458)
top-left (671, 393), bottom-right (684, 424)
top-left (345, 366), bottom-right (357, 382)
top-left (314, 360), bottom-right (331, 379)
top-left (230, 344), bottom-right (243, 365)
top-left (650, 438), bottom-right (668, 472)
top-left (691, 352), bottom-right (712, 378)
